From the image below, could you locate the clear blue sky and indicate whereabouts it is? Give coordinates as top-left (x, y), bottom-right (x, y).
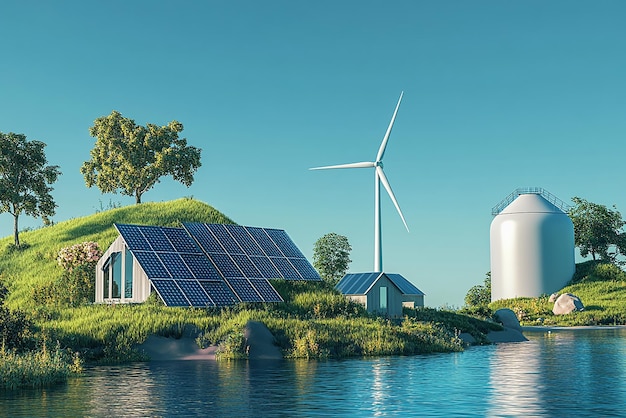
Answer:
top-left (1, 1), bottom-right (625, 307)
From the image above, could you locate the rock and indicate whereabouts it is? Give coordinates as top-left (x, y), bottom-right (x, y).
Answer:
top-left (553, 293), bottom-right (584, 315)
top-left (494, 308), bottom-right (523, 333)
top-left (243, 321), bottom-right (283, 360)
top-left (458, 332), bottom-right (476, 345)
top-left (548, 293), bottom-right (560, 303)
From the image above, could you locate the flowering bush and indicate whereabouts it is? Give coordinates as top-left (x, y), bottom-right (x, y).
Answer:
top-left (57, 242), bottom-right (102, 272)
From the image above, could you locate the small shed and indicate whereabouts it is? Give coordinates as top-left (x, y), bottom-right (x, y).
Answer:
top-left (336, 272), bottom-right (425, 318)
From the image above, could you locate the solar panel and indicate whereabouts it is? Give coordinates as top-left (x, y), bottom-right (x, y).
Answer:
top-left (229, 254), bottom-right (263, 278)
top-left (336, 273), bottom-right (380, 295)
top-left (157, 252), bottom-right (194, 279)
top-left (224, 224), bottom-right (265, 256)
top-left (208, 253), bottom-right (243, 277)
top-left (116, 224), bottom-right (151, 250)
top-left (180, 253), bottom-right (221, 280)
top-left (151, 279), bottom-right (190, 306)
top-left (205, 224), bottom-right (243, 254)
top-left (184, 223), bottom-right (225, 253)
top-left (227, 278), bottom-right (263, 302)
top-left (139, 225), bottom-right (175, 252)
top-left (265, 228), bottom-right (304, 258)
top-left (199, 281), bottom-right (237, 306)
top-left (245, 227), bottom-right (283, 257)
top-left (250, 279), bottom-right (283, 302)
top-left (176, 279), bottom-right (215, 307)
top-left (249, 256), bottom-right (282, 278)
top-left (162, 227), bottom-right (202, 254)
top-left (289, 258), bottom-right (321, 280)
top-left (271, 257), bottom-right (301, 280)
top-left (133, 251), bottom-right (171, 279)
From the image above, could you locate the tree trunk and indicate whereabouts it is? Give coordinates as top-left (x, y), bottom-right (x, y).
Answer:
top-left (135, 191), bottom-right (142, 204)
top-left (13, 213), bottom-right (20, 248)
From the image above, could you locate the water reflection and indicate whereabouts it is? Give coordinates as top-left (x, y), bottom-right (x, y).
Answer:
top-left (2, 329), bottom-right (626, 417)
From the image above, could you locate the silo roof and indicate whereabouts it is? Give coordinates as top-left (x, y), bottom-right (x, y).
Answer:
top-left (500, 193), bottom-right (566, 215)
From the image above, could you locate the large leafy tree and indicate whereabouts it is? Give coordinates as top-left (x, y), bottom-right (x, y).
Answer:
top-left (568, 196), bottom-right (626, 263)
top-left (0, 132), bottom-right (61, 248)
top-left (81, 111), bottom-right (202, 204)
top-left (313, 233), bottom-right (352, 284)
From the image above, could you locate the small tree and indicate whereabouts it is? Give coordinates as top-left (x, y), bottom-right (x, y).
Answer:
top-left (464, 272), bottom-right (491, 308)
top-left (313, 233), bottom-right (352, 284)
top-left (568, 197), bottom-right (626, 264)
top-left (55, 241), bottom-right (103, 306)
top-left (0, 132), bottom-right (61, 248)
top-left (80, 111), bottom-right (202, 204)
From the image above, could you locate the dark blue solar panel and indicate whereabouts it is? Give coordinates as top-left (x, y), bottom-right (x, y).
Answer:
top-left (180, 253), bottom-right (221, 280)
top-left (249, 256), bottom-right (282, 278)
top-left (224, 225), bottom-right (265, 256)
top-left (271, 257), bottom-right (301, 279)
top-left (336, 273), bottom-right (380, 295)
top-left (250, 279), bottom-right (283, 302)
top-left (386, 274), bottom-right (425, 295)
top-left (151, 279), bottom-right (189, 306)
top-left (265, 228), bottom-right (304, 258)
top-left (208, 253), bottom-right (243, 277)
top-left (140, 225), bottom-right (175, 252)
top-left (162, 227), bottom-right (201, 253)
top-left (183, 223), bottom-right (225, 253)
top-left (116, 224), bottom-right (151, 250)
top-left (199, 281), bottom-right (237, 306)
top-left (133, 251), bottom-right (171, 278)
top-left (205, 224), bottom-right (244, 254)
top-left (176, 280), bottom-right (215, 307)
top-left (246, 227), bottom-right (282, 257)
top-left (157, 253), bottom-right (194, 279)
top-left (227, 278), bottom-right (263, 302)
top-left (289, 258), bottom-right (321, 280)
top-left (230, 254), bottom-right (262, 278)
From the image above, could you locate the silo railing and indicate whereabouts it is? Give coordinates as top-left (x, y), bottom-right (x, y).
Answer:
top-left (491, 187), bottom-right (571, 215)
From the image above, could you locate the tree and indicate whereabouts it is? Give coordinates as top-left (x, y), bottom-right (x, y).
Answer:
top-left (568, 197), bottom-right (626, 263)
top-left (0, 132), bottom-right (61, 248)
top-left (464, 272), bottom-right (491, 307)
top-left (80, 111), bottom-right (202, 204)
top-left (313, 233), bottom-right (352, 284)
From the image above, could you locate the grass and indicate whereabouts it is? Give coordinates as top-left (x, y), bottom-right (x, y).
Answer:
top-left (490, 260), bottom-right (626, 326)
top-left (0, 197), bottom-right (501, 374)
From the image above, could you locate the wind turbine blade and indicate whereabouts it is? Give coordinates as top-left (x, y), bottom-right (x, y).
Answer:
top-left (376, 166), bottom-right (409, 232)
top-left (376, 91), bottom-right (404, 163)
top-left (309, 161), bottom-right (376, 170)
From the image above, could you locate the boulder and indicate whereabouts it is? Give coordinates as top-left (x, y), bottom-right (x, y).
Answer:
top-left (552, 293), bottom-right (584, 315)
top-left (494, 308), bottom-right (523, 333)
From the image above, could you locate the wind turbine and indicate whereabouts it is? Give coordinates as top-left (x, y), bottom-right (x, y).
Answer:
top-left (310, 91), bottom-right (409, 272)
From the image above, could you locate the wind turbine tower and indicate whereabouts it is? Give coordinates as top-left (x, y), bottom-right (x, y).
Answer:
top-left (310, 92), bottom-right (409, 272)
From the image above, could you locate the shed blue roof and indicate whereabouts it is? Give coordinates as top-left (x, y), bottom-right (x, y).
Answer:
top-left (336, 272), bottom-right (424, 296)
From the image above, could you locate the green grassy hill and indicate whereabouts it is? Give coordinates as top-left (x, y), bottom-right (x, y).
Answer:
top-left (0, 198), bottom-right (499, 364)
top-left (490, 261), bottom-right (626, 326)
top-left (0, 198), bottom-right (233, 310)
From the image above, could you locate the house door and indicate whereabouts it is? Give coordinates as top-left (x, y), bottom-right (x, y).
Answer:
top-left (379, 286), bottom-right (388, 313)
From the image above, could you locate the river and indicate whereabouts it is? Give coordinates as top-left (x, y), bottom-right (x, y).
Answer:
top-left (2, 327), bottom-right (625, 417)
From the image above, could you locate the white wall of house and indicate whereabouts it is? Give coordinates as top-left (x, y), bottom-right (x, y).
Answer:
top-left (95, 235), bottom-right (151, 304)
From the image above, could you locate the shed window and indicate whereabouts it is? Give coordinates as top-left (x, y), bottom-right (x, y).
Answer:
top-left (102, 252), bottom-right (122, 299)
top-left (124, 249), bottom-right (134, 298)
top-left (380, 286), bottom-right (388, 310)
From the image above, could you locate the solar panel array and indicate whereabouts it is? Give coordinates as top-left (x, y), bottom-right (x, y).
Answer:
top-left (114, 222), bottom-right (319, 307)
top-left (336, 272), bottom-right (424, 296)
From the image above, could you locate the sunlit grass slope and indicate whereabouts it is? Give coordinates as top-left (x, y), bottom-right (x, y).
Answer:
top-left (490, 261), bottom-right (626, 326)
top-left (0, 198), bottom-right (233, 310)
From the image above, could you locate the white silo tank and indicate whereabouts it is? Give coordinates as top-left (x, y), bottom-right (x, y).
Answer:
top-left (490, 191), bottom-right (575, 302)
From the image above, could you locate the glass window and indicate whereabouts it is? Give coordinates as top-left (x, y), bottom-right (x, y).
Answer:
top-left (103, 268), bottom-right (110, 300)
top-left (112, 252), bottom-right (122, 299)
top-left (380, 286), bottom-right (388, 310)
top-left (124, 249), bottom-right (134, 299)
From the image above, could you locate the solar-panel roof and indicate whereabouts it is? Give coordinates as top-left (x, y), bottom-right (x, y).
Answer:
top-left (336, 272), bottom-right (424, 296)
top-left (114, 222), bottom-right (321, 307)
